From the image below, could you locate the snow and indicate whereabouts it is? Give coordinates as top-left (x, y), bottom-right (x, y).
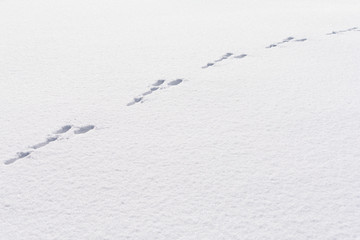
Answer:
top-left (1, 0), bottom-right (360, 239)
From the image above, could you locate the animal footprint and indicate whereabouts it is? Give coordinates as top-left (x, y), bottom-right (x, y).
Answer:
top-left (127, 97), bottom-right (143, 106)
top-left (168, 79), bottom-right (183, 86)
top-left (127, 78), bottom-right (185, 106)
top-left (326, 27), bottom-right (358, 35)
top-left (283, 36), bottom-right (294, 42)
top-left (4, 124), bottom-right (95, 165)
top-left (28, 125), bottom-right (72, 151)
top-left (266, 36), bottom-right (294, 48)
top-left (234, 54), bottom-right (247, 59)
top-left (266, 44), bottom-right (277, 48)
top-left (266, 36), bottom-right (307, 48)
top-left (202, 53), bottom-right (231, 68)
top-left (31, 136), bottom-right (58, 149)
top-left (202, 52), bottom-right (247, 68)
top-left (127, 79), bottom-right (168, 106)
top-left (4, 151), bottom-right (32, 165)
top-left (152, 80), bottom-right (165, 86)
top-left (54, 125), bottom-right (72, 134)
top-left (202, 63), bottom-right (214, 69)
top-left (142, 90), bottom-right (152, 96)
top-left (74, 125), bottom-right (95, 134)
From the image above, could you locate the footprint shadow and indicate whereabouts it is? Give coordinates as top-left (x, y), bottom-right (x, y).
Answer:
top-left (266, 36), bottom-right (307, 48)
top-left (326, 27), bottom-right (358, 35)
top-left (54, 125), bottom-right (72, 134)
top-left (31, 136), bottom-right (58, 149)
top-left (202, 52), bottom-right (247, 68)
top-left (74, 125), bottom-right (95, 134)
top-left (127, 79), bottom-right (184, 106)
top-left (4, 124), bottom-right (95, 165)
top-left (4, 152), bottom-right (32, 165)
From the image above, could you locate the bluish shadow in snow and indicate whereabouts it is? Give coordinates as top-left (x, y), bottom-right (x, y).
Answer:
top-left (283, 36), bottom-right (294, 42)
top-left (4, 152), bottom-right (32, 165)
top-left (74, 125), bottom-right (95, 134)
top-left (202, 62), bottom-right (214, 69)
top-left (4, 124), bottom-right (96, 165)
top-left (55, 125), bottom-right (72, 134)
top-left (326, 27), bottom-right (358, 35)
top-left (134, 97), bottom-right (143, 102)
top-left (214, 53), bottom-right (233, 63)
top-left (127, 78), bottom-right (185, 106)
top-left (203, 52), bottom-right (248, 68)
top-left (266, 36), bottom-right (307, 48)
top-left (127, 97), bottom-right (143, 106)
top-left (266, 44), bottom-right (277, 48)
top-left (234, 54), bottom-right (247, 59)
top-left (168, 79), bottom-right (183, 86)
top-left (142, 90), bottom-right (152, 96)
top-left (31, 136), bottom-right (58, 149)
top-left (152, 80), bottom-right (165, 86)
top-left (266, 36), bottom-right (294, 48)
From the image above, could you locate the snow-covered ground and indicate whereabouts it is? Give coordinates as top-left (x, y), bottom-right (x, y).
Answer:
top-left (1, 0), bottom-right (360, 239)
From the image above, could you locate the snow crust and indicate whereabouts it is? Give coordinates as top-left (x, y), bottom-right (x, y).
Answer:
top-left (1, 0), bottom-right (360, 239)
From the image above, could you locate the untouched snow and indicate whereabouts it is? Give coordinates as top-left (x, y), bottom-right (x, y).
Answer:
top-left (1, 0), bottom-right (360, 239)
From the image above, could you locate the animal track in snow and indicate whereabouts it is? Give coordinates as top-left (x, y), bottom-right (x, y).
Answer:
top-left (234, 54), bottom-right (247, 59)
top-left (128, 27), bottom-right (356, 106)
top-left (202, 63), bottom-right (215, 69)
top-left (266, 36), bottom-right (307, 48)
top-left (7, 27), bottom-right (358, 164)
top-left (54, 125), bottom-right (72, 134)
top-left (127, 79), bottom-right (184, 106)
top-left (326, 27), bottom-right (358, 35)
top-left (168, 79), bottom-right (183, 86)
top-left (4, 152), bottom-right (32, 165)
top-left (74, 125), bottom-right (95, 134)
top-left (214, 52), bottom-right (233, 63)
top-left (142, 90), bottom-right (152, 96)
top-left (202, 52), bottom-right (247, 69)
top-left (266, 36), bottom-right (294, 48)
top-left (127, 97), bottom-right (143, 106)
top-left (31, 136), bottom-right (58, 149)
top-left (152, 80), bottom-right (165, 86)
top-left (4, 124), bottom-right (95, 165)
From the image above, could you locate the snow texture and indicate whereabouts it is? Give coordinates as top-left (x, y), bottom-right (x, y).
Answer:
top-left (1, 0), bottom-right (360, 239)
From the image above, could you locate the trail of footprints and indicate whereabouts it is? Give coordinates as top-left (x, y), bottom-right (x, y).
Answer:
top-left (326, 27), bottom-right (359, 35)
top-left (127, 79), bottom-right (183, 106)
top-left (266, 36), bottom-right (307, 49)
top-left (201, 26), bottom-right (359, 69)
top-left (127, 26), bottom-right (359, 106)
top-left (202, 52), bottom-right (248, 69)
top-left (4, 125), bottom-right (95, 165)
top-left (201, 37), bottom-right (307, 69)
top-left (5, 27), bottom-right (359, 164)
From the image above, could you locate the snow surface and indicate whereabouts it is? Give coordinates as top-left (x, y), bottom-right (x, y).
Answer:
top-left (1, 0), bottom-right (360, 239)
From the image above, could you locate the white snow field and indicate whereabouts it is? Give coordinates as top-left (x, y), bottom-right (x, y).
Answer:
top-left (1, 0), bottom-right (360, 239)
